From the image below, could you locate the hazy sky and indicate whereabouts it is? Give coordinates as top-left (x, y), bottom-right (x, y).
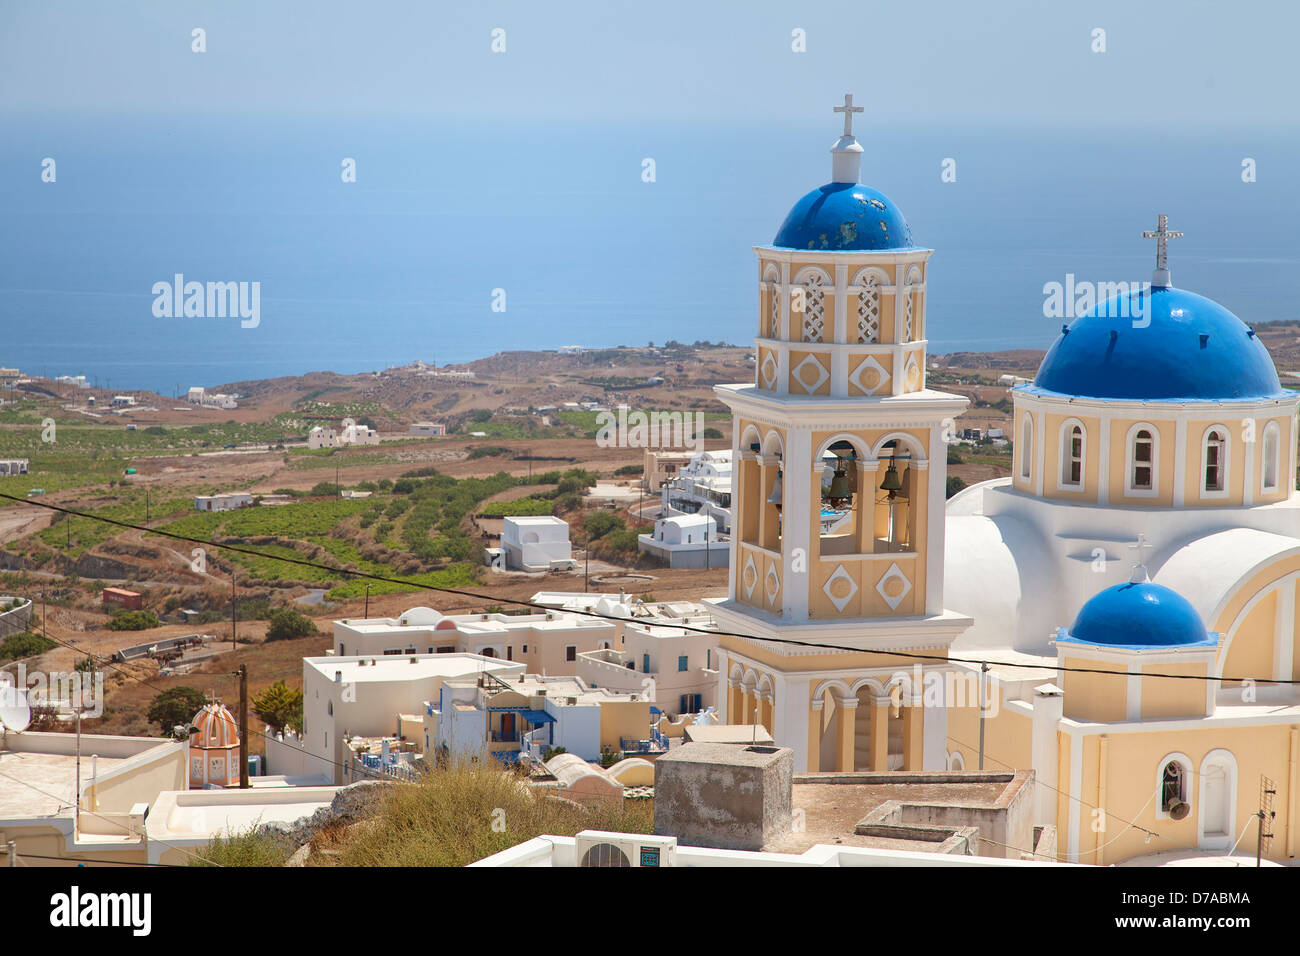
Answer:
top-left (2, 0), bottom-right (1296, 129)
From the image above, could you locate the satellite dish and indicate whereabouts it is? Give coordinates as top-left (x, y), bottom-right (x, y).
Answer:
top-left (0, 683), bottom-right (31, 733)
top-left (1169, 800), bottom-right (1191, 821)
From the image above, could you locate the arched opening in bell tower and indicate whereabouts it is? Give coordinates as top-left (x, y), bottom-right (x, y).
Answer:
top-left (871, 436), bottom-right (924, 553)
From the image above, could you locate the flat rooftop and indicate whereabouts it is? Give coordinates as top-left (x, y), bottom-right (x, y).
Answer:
top-left (765, 772), bottom-right (1027, 856)
top-left (0, 751), bottom-right (129, 818)
top-left (305, 653), bottom-right (521, 684)
top-left (0, 734), bottom-right (177, 820)
top-left (147, 786), bottom-right (342, 842)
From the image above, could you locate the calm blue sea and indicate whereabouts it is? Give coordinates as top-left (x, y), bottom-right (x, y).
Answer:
top-left (3, 113), bottom-right (1299, 394)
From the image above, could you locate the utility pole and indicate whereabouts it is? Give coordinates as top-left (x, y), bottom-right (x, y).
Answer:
top-left (237, 664), bottom-right (249, 789)
top-left (74, 711), bottom-right (81, 832)
top-left (978, 662), bottom-right (989, 771)
top-left (584, 549), bottom-right (589, 591)
top-left (364, 582), bottom-right (370, 618)
top-left (5, 840), bottom-right (13, 867)
top-left (231, 570), bottom-right (237, 651)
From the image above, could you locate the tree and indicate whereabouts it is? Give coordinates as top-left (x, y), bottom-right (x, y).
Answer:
top-left (106, 609), bottom-right (161, 631)
top-left (584, 512), bottom-right (624, 539)
top-left (147, 686), bottom-right (206, 731)
top-left (264, 607), bottom-right (319, 642)
top-left (252, 680), bottom-right (303, 734)
top-left (946, 475), bottom-right (968, 499)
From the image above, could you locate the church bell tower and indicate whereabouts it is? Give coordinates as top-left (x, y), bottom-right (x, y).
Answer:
top-left (709, 96), bottom-right (972, 773)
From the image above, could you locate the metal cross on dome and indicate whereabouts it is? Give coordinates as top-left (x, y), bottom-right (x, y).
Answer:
top-left (1127, 532), bottom-right (1155, 566)
top-left (834, 93), bottom-right (864, 137)
top-left (1142, 214), bottom-right (1183, 272)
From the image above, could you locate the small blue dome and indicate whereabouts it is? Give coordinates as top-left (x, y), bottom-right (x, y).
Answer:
top-left (773, 182), bottom-right (914, 251)
top-left (1031, 286), bottom-right (1289, 401)
top-left (1060, 579), bottom-right (1213, 649)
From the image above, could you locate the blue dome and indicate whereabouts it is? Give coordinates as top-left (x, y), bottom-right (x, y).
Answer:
top-left (1031, 286), bottom-right (1289, 401)
top-left (772, 182), bottom-right (914, 251)
top-left (1060, 579), bottom-right (1213, 649)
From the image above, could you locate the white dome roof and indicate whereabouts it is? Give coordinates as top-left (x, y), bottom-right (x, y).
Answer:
top-left (398, 606), bottom-right (444, 626)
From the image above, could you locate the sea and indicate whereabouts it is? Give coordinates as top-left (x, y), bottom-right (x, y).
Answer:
top-left (3, 112), bottom-right (1300, 395)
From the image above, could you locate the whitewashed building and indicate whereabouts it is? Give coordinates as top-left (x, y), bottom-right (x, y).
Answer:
top-left (638, 513), bottom-right (729, 568)
top-left (501, 516), bottom-right (574, 571)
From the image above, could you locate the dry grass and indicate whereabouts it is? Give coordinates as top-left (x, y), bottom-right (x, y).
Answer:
top-left (325, 760), bottom-right (653, 867)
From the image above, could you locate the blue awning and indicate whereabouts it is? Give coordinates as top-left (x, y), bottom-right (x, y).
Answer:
top-left (520, 709), bottom-right (555, 725)
top-left (650, 706), bottom-right (662, 714)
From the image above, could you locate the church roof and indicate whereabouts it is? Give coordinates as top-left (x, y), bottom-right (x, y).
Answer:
top-left (190, 701), bottom-right (239, 750)
top-left (772, 182), bottom-right (915, 252)
top-left (1029, 285), bottom-right (1290, 402)
top-left (1154, 527), bottom-right (1300, 629)
top-left (770, 94), bottom-right (916, 252)
top-left (1057, 571), bottom-right (1217, 650)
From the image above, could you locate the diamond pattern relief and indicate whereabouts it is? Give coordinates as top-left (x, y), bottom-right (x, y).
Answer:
top-left (904, 354), bottom-right (921, 391)
top-left (822, 564), bottom-right (859, 613)
top-left (760, 352), bottom-right (778, 389)
top-left (849, 354), bottom-right (890, 395)
top-left (764, 563), bottom-right (781, 607)
top-left (742, 552), bottom-right (758, 599)
top-left (792, 354), bottom-right (829, 394)
top-left (876, 562), bottom-right (912, 611)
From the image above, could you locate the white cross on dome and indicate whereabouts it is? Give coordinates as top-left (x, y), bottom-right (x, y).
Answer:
top-left (833, 93), bottom-right (864, 137)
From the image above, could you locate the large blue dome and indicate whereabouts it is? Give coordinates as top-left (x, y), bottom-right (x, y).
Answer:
top-left (772, 182), bottom-right (914, 251)
top-left (1031, 286), bottom-right (1289, 402)
top-left (1059, 578), bottom-right (1214, 649)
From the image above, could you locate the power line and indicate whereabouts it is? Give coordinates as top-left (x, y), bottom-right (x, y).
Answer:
top-left (1, 490), bottom-right (1291, 688)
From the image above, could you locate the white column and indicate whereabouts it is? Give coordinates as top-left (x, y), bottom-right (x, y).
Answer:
top-left (777, 261), bottom-right (791, 395)
top-left (1031, 686), bottom-right (1063, 828)
top-left (1173, 418), bottom-right (1187, 507)
top-left (1275, 576), bottom-right (1295, 687)
top-left (1244, 423), bottom-right (1256, 506)
top-left (926, 423), bottom-right (947, 615)
top-left (1097, 415), bottom-right (1111, 506)
top-left (785, 426), bottom-right (813, 621)
top-left (1034, 407), bottom-right (1046, 498)
top-left (780, 676), bottom-right (812, 772)
top-left (1125, 662), bottom-right (1141, 720)
top-left (922, 685), bottom-right (947, 770)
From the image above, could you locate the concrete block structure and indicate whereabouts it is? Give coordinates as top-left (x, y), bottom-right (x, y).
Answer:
top-left (653, 742), bottom-right (793, 851)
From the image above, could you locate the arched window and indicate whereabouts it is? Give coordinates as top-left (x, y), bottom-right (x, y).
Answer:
top-left (1202, 427), bottom-right (1228, 495)
top-left (1019, 414), bottom-right (1033, 481)
top-left (855, 277), bottom-right (881, 343)
top-left (1125, 425), bottom-right (1158, 496)
top-left (819, 439), bottom-right (865, 557)
top-left (1156, 753), bottom-right (1192, 819)
top-left (1262, 422), bottom-right (1280, 493)
top-left (1059, 422), bottom-right (1085, 490)
top-left (1162, 763), bottom-right (1186, 812)
top-left (798, 272), bottom-right (827, 343)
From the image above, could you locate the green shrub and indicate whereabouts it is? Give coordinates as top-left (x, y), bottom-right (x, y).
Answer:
top-left (584, 512), bottom-right (625, 538)
top-left (264, 607), bottom-right (319, 642)
top-left (0, 632), bottom-right (57, 660)
top-left (106, 609), bottom-right (161, 631)
top-left (147, 686), bottom-right (206, 730)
